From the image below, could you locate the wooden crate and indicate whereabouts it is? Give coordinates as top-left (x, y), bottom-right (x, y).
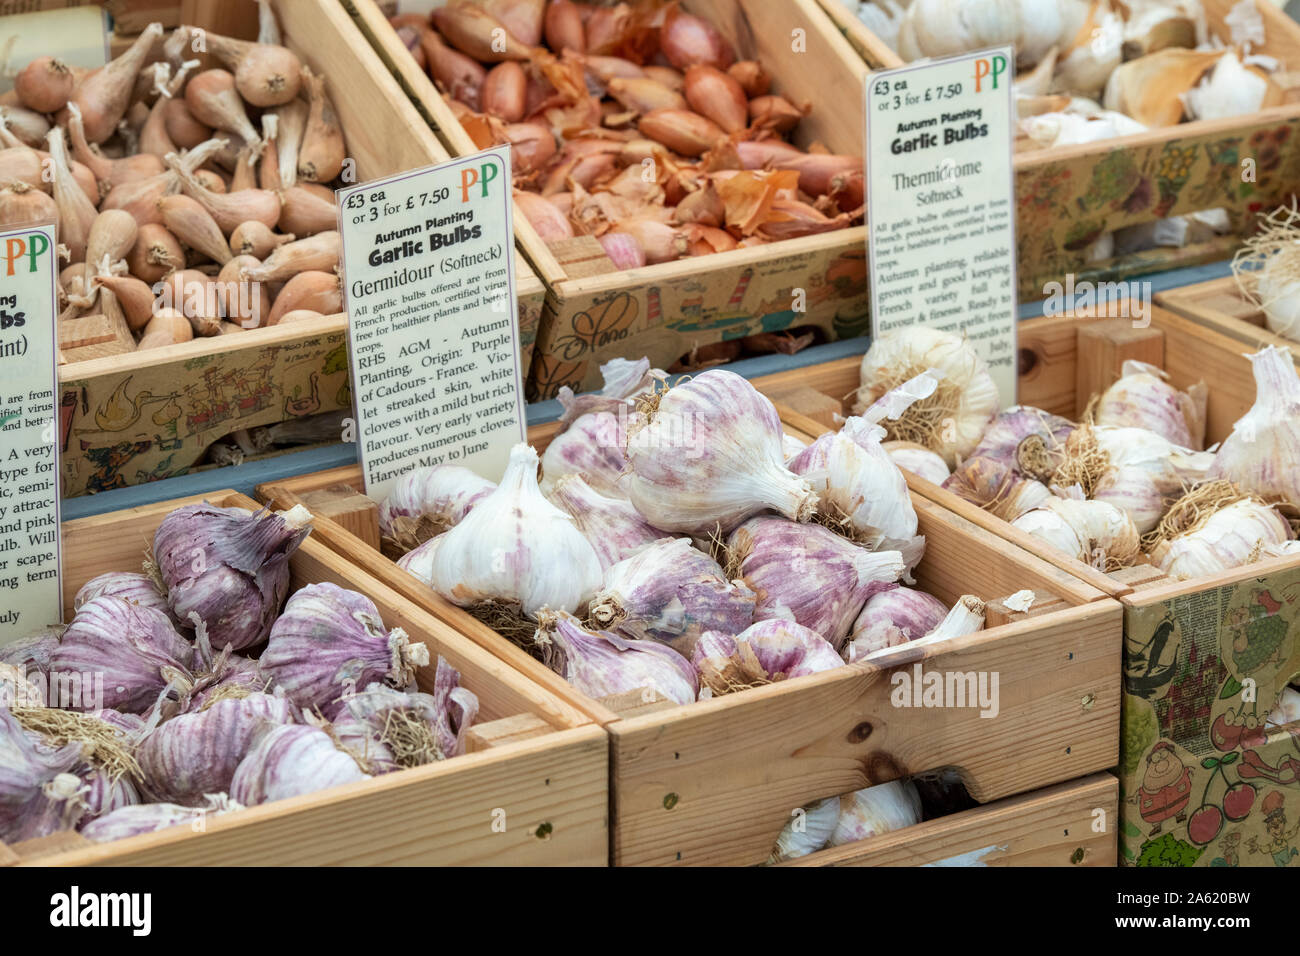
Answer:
top-left (257, 398), bottom-right (1122, 866)
top-left (345, 0), bottom-right (873, 401)
top-left (817, 0), bottom-right (1300, 302)
top-left (780, 772), bottom-right (1118, 867)
top-left (59, 0), bottom-right (545, 499)
top-left (1155, 274), bottom-right (1300, 360)
top-left (0, 491), bottom-right (607, 866)
top-left (756, 303), bottom-right (1300, 867)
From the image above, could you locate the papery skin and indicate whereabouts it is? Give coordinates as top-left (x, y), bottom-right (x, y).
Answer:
top-left (1209, 346), bottom-right (1300, 505)
top-left (943, 456), bottom-right (1053, 521)
top-left (548, 474), bottom-right (665, 571)
top-left (556, 357), bottom-right (663, 425)
top-left (885, 443), bottom-right (950, 485)
top-left (844, 586), bottom-right (949, 662)
top-left (261, 583), bottom-right (429, 712)
top-left (1011, 497), bottom-right (1141, 568)
top-left (377, 464), bottom-right (496, 536)
top-left (589, 538), bottom-right (756, 655)
top-left (69, 708), bottom-right (147, 822)
top-left (963, 405), bottom-right (1075, 480)
top-left (396, 534), bottom-right (443, 587)
top-left (540, 409), bottom-right (631, 498)
top-left (49, 597), bottom-right (195, 714)
top-left (0, 708), bottom-right (85, 842)
top-left (624, 369), bottom-right (818, 533)
top-left (1267, 686), bottom-right (1300, 728)
top-left (827, 780), bottom-right (923, 847)
top-left (137, 692), bottom-right (297, 805)
top-left (1150, 498), bottom-right (1293, 580)
top-left (154, 504), bottom-right (313, 651)
top-left (1096, 360), bottom-right (1205, 449)
top-left (692, 619), bottom-right (842, 694)
top-left (75, 571), bottom-right (185, 630)
top-left (0, 662), bottom-right (44, 707)
top-left (1087, 426), bottom-right (1215, 533)
top-left (769, 795), bottom-right (839, 862)
top-left (81, 794), bottom-right (242, 843)
top-left (541, 611), bottom-right (699, 706)
top-left (431, 444), bottom-right (603, 617)
top-left (187, 654), bottom-right (273, 711)
top-left (230, 724), bottom-right (369, 806)
top-left (730, 517), bottom-right (905, 650)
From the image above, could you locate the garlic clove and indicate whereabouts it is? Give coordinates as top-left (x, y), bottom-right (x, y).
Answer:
top-left (81, 794), bottom-right (242, 843)
top-left (547, 474), bottom-right (667, 571)
top-left (625, 369), bottom-right (818, 533)
top-left (74, 570), bottom-right (186, 631)
top-left (537, 610), bottom-right (699, 705)
top-left (431, 443), bottom-right (603, 618)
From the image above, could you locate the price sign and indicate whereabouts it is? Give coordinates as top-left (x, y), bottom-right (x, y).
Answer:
top-left (865, 48), bottom-right (1019, 405)
top-left (0, 222), bottom-right (62, 643)
top-left (338, 146), bottom-right (526, 501)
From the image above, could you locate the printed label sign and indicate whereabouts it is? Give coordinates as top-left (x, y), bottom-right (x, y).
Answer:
top-left (338, 146), bottom-right (526, 500)
top-left (0, 222), bottom-right (62, 643)
top-left (0, 6), bottom-right (108, 93)
top-left (865, 47), bottom-right (1019, 405)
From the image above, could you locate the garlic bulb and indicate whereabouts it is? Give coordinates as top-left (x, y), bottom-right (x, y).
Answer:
top-left (548, 474), bottom-right (665, 571)
top-left (790, 424), bottom-right (924, 564)
top-left (1267, 686), bottom-right (1300, 729)
top-left (827, 780), bottom-right (923, 847)
top-left (261, 583), bottom-right (430, 712)
top-left (852, 328), bottom-right (999, 467)
top-left (137, 692), bottom-right (296, 805)
top-left (897, 0), bottom-right (1088, 67)
top-left (50, 597), bottom-right (195, 713)
top-left (1122, 0), bottom-right (1207, 58)
top-left (1021, 109), bottom-right (1146, 148)
top-left (768, 795), bottom-right (840, 863)
top-left (1095, 360), bottom-right (1206, 449)
top-left (1147, 485), bottom-right (1292, 581)
top-left (396, 534), bottom-right (442, 587)
top-left (844, 586), bottom-right (949, 663)
top-left (1052, 2), bottom-right (1124, 98)
top-left (730, 517), bottom-right (905, 650)
top-left (0, 662), bottom-right (44, 707)
top-left (624, 369), bottom-right (817, 532)
top-left (154, 503), bottom-right (313, 651)
top-left (82, 794), bottom-right (242, 843)
top-left (1012, 497), bottom-right (1141, 569)
top-left (1103, 48), bottom-right (1222, 126)
top-left (1184, 50), bottom-right (1283, 122)
top-left (1255, 250), bottom-right (1300, 342)
top-left (692, 620), bottom-right (842, 695)
top-left (378, 465), bottom-right (495, 555)
top-left (540, 410), bottom-right (630, 498)
top-left (588, 538), bottom-right (756, 656)
top-left (556, 356), bottom-right (664, 425)
top-left (230, 724), bottom-right (370, 806)
top-left (0, 708), bottom-right (85, 841)
top-left (1209, 346), bottom-right (1300, 506)
top-left (430, 444), bottom-right (603, 617)
top-left (0, 628), bottom-right (61, 680)
top-left (537, 610), bottom-right (699, 705)
top-left (74, 571), bottom-right (185, 630)
top-left (884, 441), bottom-right (950, 485)
top-left (967, 405), bottom-right (1076, 481)
top-left (943, 457), bottom-right (1054, 521)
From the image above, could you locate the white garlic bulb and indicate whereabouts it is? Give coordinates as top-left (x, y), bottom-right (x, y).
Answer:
top-left (1052, 2), bottom-right (1124, 98)
top-left (884, 441), bottom-right (950, 485)
top-left (1021, 108), bottom-right (1145, 148)
top-left (1122, 0), bottom-right (1207, 58)
top-left (1184, 50), bottom-right (1283, 122)
top-left (1148, 495), bottom-right (1292, 581)
top-left (853, 327), bottom-right (999, 467)
top-left (429, 443), bottom-right (603, 618)
top-left (1209, 346), bottom-right (1300, 506)
top-left (1256, 254), bottom-right (1300, 342)
top-left (1012, 497), bottom-right (1141, 569)
top-left (1095, 360), bottom-right (1206, 450)
top-left (396, 534), bottom-right (443, 587)
top-left (898, 0), bottom-right (1088, 67)
top-left (624, 369), bottom-right (818, 533)
top-left (768, 795), bottom-right (840, 863)
top-left (858, 593), bottom-right (985, 661)
top-left (827, 780), bottom-right (924, 847)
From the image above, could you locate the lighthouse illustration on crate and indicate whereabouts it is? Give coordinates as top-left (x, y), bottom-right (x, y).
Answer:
top-left (668, 268), bottom-right (761, 334)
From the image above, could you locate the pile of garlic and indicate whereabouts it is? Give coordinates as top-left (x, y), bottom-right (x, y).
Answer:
top-left (381, 357), bottom-right (988, 709)
top-left (866, 327), bottom-right (1300, 581)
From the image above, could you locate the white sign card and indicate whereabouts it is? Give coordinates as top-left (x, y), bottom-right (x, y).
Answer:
top-left (0, 6), bottom-right (109, 94)
top-left (0, 222), bottom-right (62, 642)
top-left (865, 47), bottom-right (1019, 405)
top-left (338, 146), bottom-right (526, 501)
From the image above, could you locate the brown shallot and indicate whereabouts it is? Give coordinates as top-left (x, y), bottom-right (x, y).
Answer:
top-left (267, 270), bottom-right (341, 326)
top-left (47, 127), bottom-right (97, 262)
top-left (230, 220), bottom-right (292, 259)
top-left (297, 69), bottom-right (345, 183)
top-left (194, 26), bottom-right (303, 108)
top-left (137, 308), bottom-right (193, 350)
top-left (432, 3), bottom-right (535, 62)
top-left (92, 274), bottom-right (156, 332)
top-left (0, 180), bottom-right (57, 228)
top-left (69, 23), bottom-right (165, 144)
top-left (240, 231), bottom-right (339, 283)
top-left (185, 71), bottom-right (261, 149)
top-left (15, 57), bottom-right (75, 115)
top-left (126, 223), bottom-right (183, 282)
top-left (158, 194), bottom-right (232, 265)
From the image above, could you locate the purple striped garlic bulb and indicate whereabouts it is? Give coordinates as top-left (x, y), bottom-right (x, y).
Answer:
top-left (843, 587), bottom-right (949, 663)
top-left (0, 707), bottom-right (86, 841)
top-left (261, 583), bottom-right (430, 712)
top-left (729, 517), bottom-right (905, 650)
top-left (0, 627), bottom-right (62, 681)
top-left (378, 464), bottom-right (496, 551)
top-left (75, 571), bottom-right (186, 630)
top-left (153, 503), bottom-right (314, 651)
top-left (856, 594), bottom-right (987, 664)
top-left (137, 692), bottom-right (297, 805)
top-left (76, 709), bottom-right (147, 821)
top-left (624, 369), bottom-right (818, 533)
top-left (431, 444), bottom-right (603, 617)
top-left (541, 410), bottom-right (631, 498)
top-left (962, 405), bottom-right (1076, 482)
top-left (538, 611), bottom-right (699, 706)
top-left (588, 538), bottom-right (756, 655)
top-left (49, 597), bottom-right (195, 713)
top-left (396, 534), bottom-right (442, 587)
top-left (692, 620), bottom-right (842, 695)
top-left (81, 794), bottom-right (242, 843)
top-left (548, 474), bottom-right (665, 570)
top-left (556, 357), bottom-right (664, 425)
top-left (1096, 360), bottom-right (1206, 449)
top-left (230, 724), bottom-right (370, 806)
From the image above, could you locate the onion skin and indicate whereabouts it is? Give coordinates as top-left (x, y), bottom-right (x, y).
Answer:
top-left (545, 0), bottom-right (586, 53)
top-left (159, 195), bottom-right (232, 265)
top-left (503, 122), bottom-right (556, 174)
top-left (660, 7), bottom-right (735, 70)
top-left (16, 57), bottom-right (75, 114)
top-left (483, 61), bottom-right (527, 122)
top-left (684, 65), bottom-right (748, 133)
top-left (611, 218), bottom-right (686, 264)
top-left (749, 95), bottom-right (805, 134)
top-left (638, 108), bottom-right (725, 157)
top-left (674, 182), bottom-right (724, 227)
top-left (137, 308), bottom-right (194, 350)
top-left (230, 220), bottom-right (293, 259)
top-left (421, 30), bottom-right (487, 110)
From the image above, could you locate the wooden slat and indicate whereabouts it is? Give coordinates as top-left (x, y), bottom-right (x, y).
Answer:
top-left (9, 831), bottom-right (93, 861)
top-left (780, 773), bottom-right (1118, 867)
top-left (464, 714), bottom-right (554, 753)
top-left (1074, 321), bottom-right (1165, 421)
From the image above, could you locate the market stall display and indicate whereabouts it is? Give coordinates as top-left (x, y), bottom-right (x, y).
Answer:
top-left (346, 0), bottom-right (872, 401)
top-left (757, 304), bottom-right (1300, 866)
top-left (0, 492), bottom-right (607, 866)
top-left (44, 0), bottom-right (543, 498)
top-left (819, 0), bottom-right (1300, 300)
top-left (256, 364), bottom-right (1120, 867)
